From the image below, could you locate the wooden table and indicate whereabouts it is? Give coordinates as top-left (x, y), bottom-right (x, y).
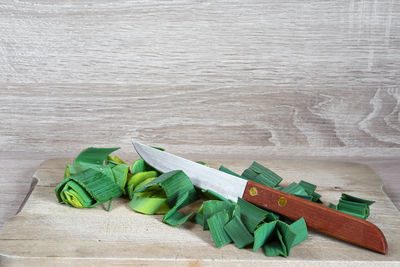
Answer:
top-left (1, 1), bottom-right (399, 264)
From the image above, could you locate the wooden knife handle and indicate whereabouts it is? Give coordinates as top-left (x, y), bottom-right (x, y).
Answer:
top-left (242, 180), bottom-right (388, 254)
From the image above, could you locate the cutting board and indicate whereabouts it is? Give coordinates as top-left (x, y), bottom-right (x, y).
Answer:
top-left (1, 158), bottom-right (399, 266)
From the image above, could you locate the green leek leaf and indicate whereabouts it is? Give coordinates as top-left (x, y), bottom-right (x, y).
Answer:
top-left (163, 191), bottom-right (194, 226)
top-left (337, 199), bottom-right (369, 219)
top-left (219, 166), bottom-right (242, 178)
top-left (127, 171), bottom-right (158, 199)
top-left (107, 155), bottom-right (126, 164)
top-left (224, 215), bottom-right (254, 248)
top-left (237, 198), bottom-right (274, 232)
top-left (200, 189), bottom-right (229, 201)
top-left (131, 170), bottom-right (198, 226)
top-left (298, 180), bottom-right (316, 195)
top-left (263, 230), bottom-right (286, 257)
top-left (202, 200), bottom-right (236, 230)
top-left (74, 147), bottom-right (120, 166)
top-left (207, 210), bottom-right (232, 248)
top-left (281, 182), bottom-right (308, 197)
top-left (129, 196), bottom-right (168, 215)
top-left (241, 161), bottom-right (282, 188)
top-left (130, 158), bottom-right (157, 176)
top-left (253, 221), bottom-right (277, 251)
top-left (111, 164), bottom-right (130, 192)
top-left (341, 193), bottom-right (375, 206)
top-left (289, 218), bottom-right (308, 248)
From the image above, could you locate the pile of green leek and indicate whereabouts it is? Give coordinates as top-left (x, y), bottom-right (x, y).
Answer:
top-left (55, 147), bottom-right (375, 257)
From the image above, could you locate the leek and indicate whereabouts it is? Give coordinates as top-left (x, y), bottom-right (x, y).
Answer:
top-left (56, 168), bottom-right (123, 208)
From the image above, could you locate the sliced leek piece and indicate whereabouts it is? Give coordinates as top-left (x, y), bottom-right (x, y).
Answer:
top-left (111, 163), bottom-right (130, 192)
top-left (129, 195), bottom-right (168, 215)
top-left (337, 199), bottom-right (369, 219)
top-left (298, 180), bottom-right (316, 195)
top-left (224, 215), bottom-right (254, 248)
top-left (207, 210), bottom-right (232, 248)
top-left (126, 171), bottom-right (158, 199)
top-left (218, 166), bottom-right (242, 178)
top-left (202, 200), bottom-right (236, 230)
top-left (237, 198), bottom-right (274, 232)
top-left (107, 155), bottom-right (126, 164)
top-left (74, 147), bottom-right (120, 166)
top-left (241, 161), bottom-right (282, 187)
top-left (253, 221), bottom-right (277, 251)
top-left (131, 170), bottom-right (198, 226)
top-left (163, 191), bottom-right (194, 226)
top-left (281, 182), bottom-right (308, 197)
top-left (200, 189), bottom-right (228, 202)
top-left (289, 218), bottom-right (308, 248)
top-left (341, 193), bottom-right (375, 206)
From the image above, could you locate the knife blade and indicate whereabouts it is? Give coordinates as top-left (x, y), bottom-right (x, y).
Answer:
top-left (132, 141), bottom-right (388, 254)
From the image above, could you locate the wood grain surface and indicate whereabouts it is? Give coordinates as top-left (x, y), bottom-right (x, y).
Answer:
top-left (0, 0), bottom-right (399, 230)
top-left (1, 158), bottom-right (399, 266)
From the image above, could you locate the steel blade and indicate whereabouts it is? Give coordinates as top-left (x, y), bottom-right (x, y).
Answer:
top-left (132, 141), bottom-right (247, 201)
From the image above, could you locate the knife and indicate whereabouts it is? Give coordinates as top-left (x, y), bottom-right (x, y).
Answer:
top-left (132, 141), bottom-right (388, 254)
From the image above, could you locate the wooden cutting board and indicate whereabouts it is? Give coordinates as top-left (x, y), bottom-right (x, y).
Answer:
top-left (1, 158), bottom-right (399, 266)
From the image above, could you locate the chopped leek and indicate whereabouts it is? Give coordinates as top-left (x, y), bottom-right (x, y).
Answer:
top-left (224, 215), bottom-right (254, 248)
top-left (218, 165), bottom-right (242, 178)
top-left (330, 193), bottom-right (375, 220)
top-left (241, 161), bottom-right (283, 188)
top-left (207, 210), bottom-right (232, 248)
top-left (55, 146), bottom-right (376, 258)
top-left (74, 147), bottom-right (120, 166)
top-left (131, 170), bottom-right (198, 226)
top-left (253, 221), bottom-right (277, 251)
top-left (237, 198), bottom-right (277, 232)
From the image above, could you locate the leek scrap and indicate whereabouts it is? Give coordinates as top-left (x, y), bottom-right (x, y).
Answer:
top-left (241, 161), bottom-right (283, 188)
top-left (219, 165), bottom-right (242, 178)
top-left (207, 210), bottom-right (232, 248)
top-left (237, 197), bottom-right (278, 233)
top-left (330, 193), bottom-right (375, 220)
top-left (74, 147), bottom-right (120, 166)
top-left (224, 215), bottom-right (254, 248)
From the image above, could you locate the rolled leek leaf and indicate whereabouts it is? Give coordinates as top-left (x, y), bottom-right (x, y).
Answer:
top-left (56, 168), bottom-right (123, 208)
top-left (131, 159), bottom-right (154, 175)
top-left (126, 171), bottom-right (158, 199)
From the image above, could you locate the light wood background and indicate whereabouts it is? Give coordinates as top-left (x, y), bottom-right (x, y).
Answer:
top-left (0, 0), bottom-right (399, 227)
